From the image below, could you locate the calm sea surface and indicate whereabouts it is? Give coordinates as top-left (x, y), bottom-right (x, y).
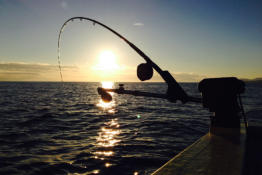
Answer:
top-left (0, 82), bottom-right (261, 175)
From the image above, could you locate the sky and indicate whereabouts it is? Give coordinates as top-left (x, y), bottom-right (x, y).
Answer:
top-left (0, 0), bottom-right (261, 82)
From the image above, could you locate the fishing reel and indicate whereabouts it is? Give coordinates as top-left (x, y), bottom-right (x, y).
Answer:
top-left (137, 63), bottom-right (153, 81)
top-left (97, 61), bottom-right (201, 104)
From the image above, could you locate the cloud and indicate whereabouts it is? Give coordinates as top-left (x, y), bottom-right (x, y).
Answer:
top-left (150, 71), bottom-right (207, 82)
top-left (0, 62), bottom-right (76, 81)
top-left (61, 1), bottom-right (68, 10)
top-left (133, 22), bottom-right (144, 26)
top-left (0, 62), bottom-right (206, 82)
top-left (172, 72), bottom-right (207, 82)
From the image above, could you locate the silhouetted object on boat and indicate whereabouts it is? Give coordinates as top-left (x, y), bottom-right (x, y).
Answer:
top-left (199, 77), bottom-right (245, 128)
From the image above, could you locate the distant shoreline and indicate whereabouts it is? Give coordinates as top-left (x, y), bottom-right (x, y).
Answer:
top-left (0, 78), bottom-right (262, 83)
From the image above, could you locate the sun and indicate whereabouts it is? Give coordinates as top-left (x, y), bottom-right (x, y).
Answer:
top-left (94, 50), bottom-right (119, 71)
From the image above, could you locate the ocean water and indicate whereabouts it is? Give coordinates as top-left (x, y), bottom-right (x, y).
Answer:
top-left (0, 82), bottom-right (261, 175)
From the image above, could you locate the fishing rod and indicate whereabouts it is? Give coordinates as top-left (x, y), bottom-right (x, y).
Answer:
top-left (58, 17), bottom-right (248, 131)
top-left (58, 17), bottom-right (200, 103)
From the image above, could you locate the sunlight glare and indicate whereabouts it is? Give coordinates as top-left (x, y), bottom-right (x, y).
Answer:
top-left (105, 162), bottom-right (112, 167)
top-left (94, 119), bottom-right (121, 160)
top-left (93, 50), bottom-right (119, 71)
top-left (101, 81), bottom-right (114, 89)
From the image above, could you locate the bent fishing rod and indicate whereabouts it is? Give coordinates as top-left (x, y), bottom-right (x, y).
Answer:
top-left (58, 17), bottom-right (201, 104)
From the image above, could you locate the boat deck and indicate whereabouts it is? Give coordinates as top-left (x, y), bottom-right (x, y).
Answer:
top-left (152, 127), bottom-right (246, 175)
top-left (244, 123), bottom-right (262, 175)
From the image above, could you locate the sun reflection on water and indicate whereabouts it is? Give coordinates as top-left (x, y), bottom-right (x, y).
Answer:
top-left (96, 120), bottom-right (121, 148)
top-left (105, 162), bottom-right (112, 167)
top-left (94, 118), bottom-right (121, 161)
top-left (94, 81), bottom-right (122, 171)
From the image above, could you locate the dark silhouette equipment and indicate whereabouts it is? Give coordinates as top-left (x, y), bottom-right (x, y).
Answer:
top-left (58, 17), bottom-right (262, 175)
top-left (58, 17), bottom-right (246, 129)
top-left (199, 77), bottom-right (245, 128)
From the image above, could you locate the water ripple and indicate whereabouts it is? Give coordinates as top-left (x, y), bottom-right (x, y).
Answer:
top-left (0, 82), bottom-right (260, 175)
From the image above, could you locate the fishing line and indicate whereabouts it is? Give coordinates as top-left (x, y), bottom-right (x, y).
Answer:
top-left (57, 17), bottom-right (125, 82)
top-left (238, 94), bottom-right (248, 131)
top-left (57, 17), bottom-right (163, 83)
top-left (58, 17), bottom-right (189, 103)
